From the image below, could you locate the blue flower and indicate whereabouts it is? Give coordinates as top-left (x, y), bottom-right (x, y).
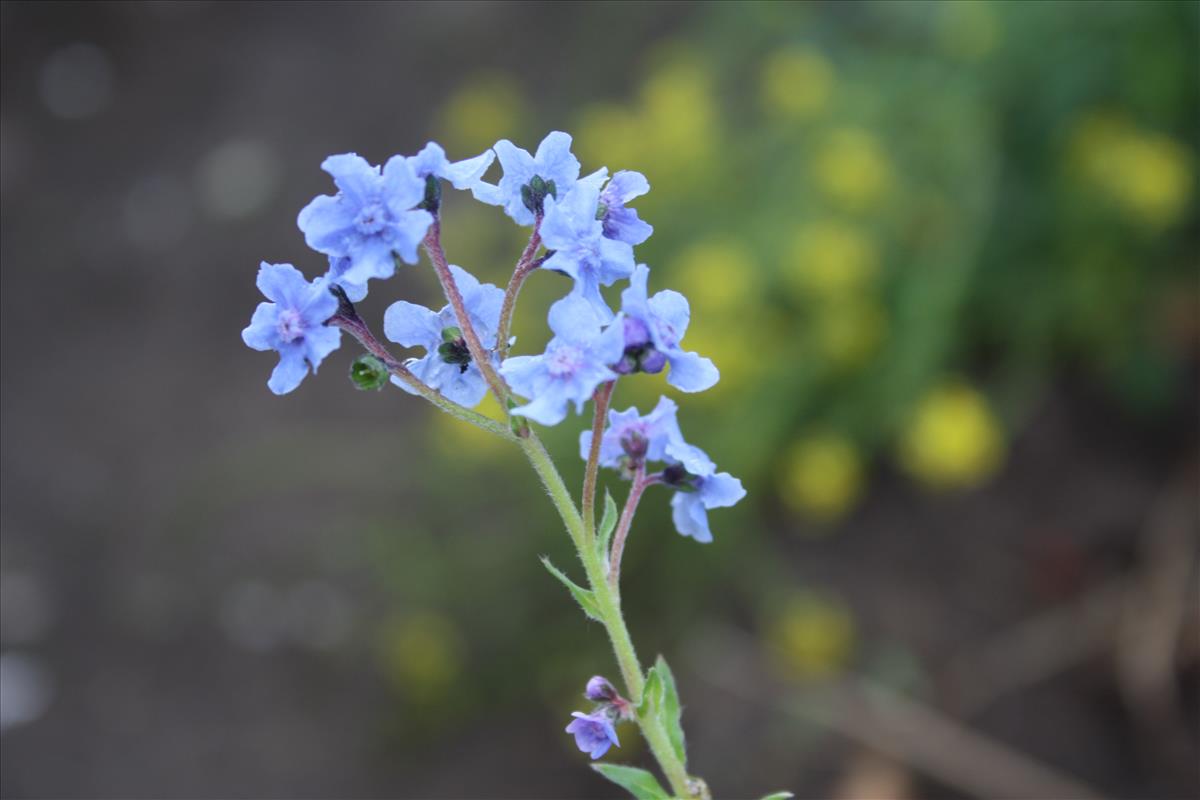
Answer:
top-left (579, 396), bottom-right (682, 469)
top-left (540, 180), bottom-right (636, 321)
top-left (297, 153), bottom-right (433, 293)
top-left (242, 262), bottom-right (342, 395)
top-left (598, 170), bottom-right (653, 245)
top-left (407, 141), bottom-right (495, 190)
top-left (616, 264), bottom-right (718, 392)
top-left (661, 440), bottom-right (746, 543)
top-left (471, 131), bottom-right (581, 225)
top-left (499, 294), bottom-right (624, 426)
top-left (323, 255), bottom-right (366, 302)
top-left (565, 711), bottom-right (619, 760)
top-left (383, 265), bottom-right (502, 408)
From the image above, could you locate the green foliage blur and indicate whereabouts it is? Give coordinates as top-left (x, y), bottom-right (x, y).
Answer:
top-left (368, 0), bottom-right (1196, 757)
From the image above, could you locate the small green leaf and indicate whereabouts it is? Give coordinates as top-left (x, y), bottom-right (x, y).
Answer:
top-left (597, 490), bottom-right (618, 557)
top-left (540, 557), bottom-right (601, 622)
top-left (638, 662), bottom-right (664, 717)
top-left (590, 764), bottom-right (670, 800)
top-left (653, 655), bottom-right (687, 768)
top-left (758, 793), bottom-right (794, 800)
top-left (349, 355), bottom-right (388, 391)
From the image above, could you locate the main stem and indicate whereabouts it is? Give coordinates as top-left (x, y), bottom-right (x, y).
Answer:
top-left (517, 433), bottom-right (694, 798)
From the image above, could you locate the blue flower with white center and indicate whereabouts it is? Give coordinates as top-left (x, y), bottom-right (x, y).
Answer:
top-left (471, 131), bottom-right (581, 225)
top-left (407, 141), bottom-right (495, 190)
top-left (382, 265), bottom-right (503, 408)
top-left (499, 294), bottom-right (625, 426)
top-left (565, 711), bottom-right (620, 760)
top-left (616, 264), bottom-right (719, 392)
top-left (297, 153), bottom-right (433, 294)
top-left (598, 170), bottom-right (653, 245)
top-left (242, 262), bottom-right (342, 396)
top-left (579, 396), bottom-right (682, 469)
top-left (540, 180), bottom-right (636, 321)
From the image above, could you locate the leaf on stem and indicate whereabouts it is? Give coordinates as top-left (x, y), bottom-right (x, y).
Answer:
top-left (539, 556), bottom-right (602, 622)
top-left (597, 489), bottom-right (618, 558)
top-left (591, 764), bottom-right (671, 800)
top-left (639, 656), bottom-right (688, 768)
top-left (758, 793), bottom-right (795, 800)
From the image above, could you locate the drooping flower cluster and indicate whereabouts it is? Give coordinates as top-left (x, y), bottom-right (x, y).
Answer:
top-left (565, 675), bottom-right (629, 759)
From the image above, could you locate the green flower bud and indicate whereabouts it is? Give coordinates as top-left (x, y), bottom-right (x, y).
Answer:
top-left (349, 355), bottom-right (389, 391)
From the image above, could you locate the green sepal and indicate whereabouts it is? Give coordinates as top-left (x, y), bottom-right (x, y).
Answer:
top-left (638, 656), bottom-right (687, 768)
top-left (349, 355), bottom-right (388, 391)
top-left (590, 764), bottom-right (670, 800)
top-left (539, 556), bottom-right (601, 622)
top-left (441, 326), bottom-right (463, 343)
top-left (597, 489), bottom-right (618, 557)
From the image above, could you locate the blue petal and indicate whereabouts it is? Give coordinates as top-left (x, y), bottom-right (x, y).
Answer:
top-left (242, 302), bottom-right (279, 351)
top-left (666, 350), bottom-right (719, 393)
top-left (343, 238), bottom-right (398, 284)
top-left (320, 153), bottom-right (379, 205)
top-left (383, 300), bottom-right (441, 350)
top-left (664, 439), bottom-right (716, 477)
top-left (256, 262), bottom-right (308, 307)
top-left (407, 142), bottom-right (448, 178)
top-left (598, 237), bottom-right (636, 285)
top-left (534, 131), bottom-right (581, 186)
top-left (493, 138), bottom-right (534, 178)
top-left (577, 167), bottom-right (609, 195)
top-left (387, 208), bottom-right (435, 265)
top-left (470, 180), bottom-right (504, 207)
top-left (547, 293), bottom-right (604, 343)
top-left (510, 387), bottom-right (569, 426)
top-left (437, 364), bottom-right (489, 408)
top-left (607, 170), bottom-right (649, 203)
top-left (538, 194), bottom-right (581, 251)
top-left (297, 194), bottom-right (354, 255)
top-left (441, 149), bottom-right (496, 189)
top-left (595, 315), bottom-right (627, 366)
top-left (620, 264), bottom-right (652, 319)
top-left (647, 289), bottom-right (691, 343)
top-left (382, 156), bottom-right (425, 210)
top-left (700, 472), bottom-right (746, 508)
top-left (268, 345), bottom-right (309, 395)
top-left (670, 491), bottom-right (712, 543)
top-left (303, 324), bottom-right (342, 371)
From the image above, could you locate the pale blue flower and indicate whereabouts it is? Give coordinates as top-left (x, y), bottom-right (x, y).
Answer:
top-left (323, 255), bottom-right (366, 302)
top-left (471, 131), bottom-right (581, 225)
top-left (382, 265), bottom-right (502, 408)
top-left (540, 180), bottom-right (635, 321)
top-left (297, 153), bottom-right (433, 292)
top-left (565, 711), bottom-right (619, 759)
top-left (242, 262), bottom-right (341, 395)
top-left (599, 170), bottom-right (653, 245)
top-left (579, 396), bottom-right (681, 468)
top-left (499, 294), bottom-right (624, 426)
top-left (407, 141), bottom-right (495, 190)
top-left (660, 436), bottom-right (745, 544)
top-left (616, 264), bottom-right (718, 392)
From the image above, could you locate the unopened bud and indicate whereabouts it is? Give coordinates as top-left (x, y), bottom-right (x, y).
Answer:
top-left (349, 355), bottom-right (388, 391)
top-left (638, 348), bottom-right (667, 374)
top-left (585, 675), bottom-right (618, 703)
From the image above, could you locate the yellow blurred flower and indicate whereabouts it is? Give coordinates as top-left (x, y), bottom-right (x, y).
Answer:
top-left (639, 56), bottom-right (718, 174)
top-left (674, 239), bottom-right (758, 315)
top-left (437, 73), bottom-right (527, 155)
top-left (786, 218), bottom-right (879, 298)
top-left (1071, 114), bottom-right (1194, 230)
top-left (430, 393), bottom-right (512, 463)
top-left (778, 434), bottom-right (864, 521)
top-left (760, 48), bottom-right (834, 119)
top-left (814, 127), bottom-right (893, 211)
top-left (899, 382), bottom-right (1004, 490)
top-left (378, 611), bottom-right (463, 699)
top-left (937, 0), bottom-right (1001, 61)
top-left (576, 103), bottom-right (643, 175)
top-left (815, 297), bottom-right (886, 369)
top-left (767, 591), bottom-right (856, 680)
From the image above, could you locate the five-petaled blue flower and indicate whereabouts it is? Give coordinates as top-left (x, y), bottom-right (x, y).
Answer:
top-left (499, 294), bottom-right (624, 426)
top-left (407, 141), bottom-right (495, 190)
top-left (661, 437), bottom-right (746, 543)
top-left (616, 264), bottom-right (718, 392)
top-left (383, 265), bottom-right (502, 408)
top-left (540, 180), bottom-right (636, 321)
top-left (472, 131), bottom-right (581, 225)
top-left (598, 170), bottom-right (653, 245)
top-left (579, 395), bottom-right (683, 469)
top-left (242, 262), bottom-right (342, 396)
top-left (297, 153), bottom-right (433, 294)
top-left (565, 711), bottom-right (620, 760)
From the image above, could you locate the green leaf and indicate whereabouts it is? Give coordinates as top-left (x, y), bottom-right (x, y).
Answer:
top-left (653, 655), bottom-right (687, 768)
top-left (597, 489), bottom-right (618, 557)
top-left (539, 557), bottom-right (601, 622)
top-left (638, 662), bottom-right (664, 717)
top-left (758, 793), bottom-right (794, 800)
top-left (590, 764), bottom-right (670, 800)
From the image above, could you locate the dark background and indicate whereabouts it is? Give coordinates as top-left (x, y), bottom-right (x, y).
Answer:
top-left (1, 2), bottom-right (1197, 798)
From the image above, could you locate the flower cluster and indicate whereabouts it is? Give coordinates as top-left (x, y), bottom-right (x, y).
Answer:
top-left (241, 132), bottom-right (746, 786)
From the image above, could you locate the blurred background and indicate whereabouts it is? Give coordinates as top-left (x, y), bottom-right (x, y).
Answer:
top-left (1, 2), bottom-right (1197, 798)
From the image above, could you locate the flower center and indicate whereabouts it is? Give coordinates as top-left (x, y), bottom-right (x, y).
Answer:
top-left (276, 308), bottom-right (305, 343)
top-left (354, 202), bottom-right (388, 235)
top-left (547, 344), bottom-right (584, 377)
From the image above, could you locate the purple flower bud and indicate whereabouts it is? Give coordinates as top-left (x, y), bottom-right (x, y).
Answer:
top-left (565, 711), bottom-right (620, 759)
top-left (622, 316), bottom-right (652, 349)
top-left (585, 675), bottom-right (618, 702)
top-left (638, 348), bottom-right (667, 374)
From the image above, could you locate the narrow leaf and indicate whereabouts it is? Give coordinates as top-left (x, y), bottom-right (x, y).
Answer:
top-left (654, 655), bottom-right (687, 767)
top-left (759, 793), bottom-right (795, 800)
top-left (591, 764), bottom-right (670, 800)
top-left (540, 556), bottom-right (602, 622)
top-left (597, 489), bottom-right (618, 557)
top-left (638, 662), bottom-right (665, 717)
